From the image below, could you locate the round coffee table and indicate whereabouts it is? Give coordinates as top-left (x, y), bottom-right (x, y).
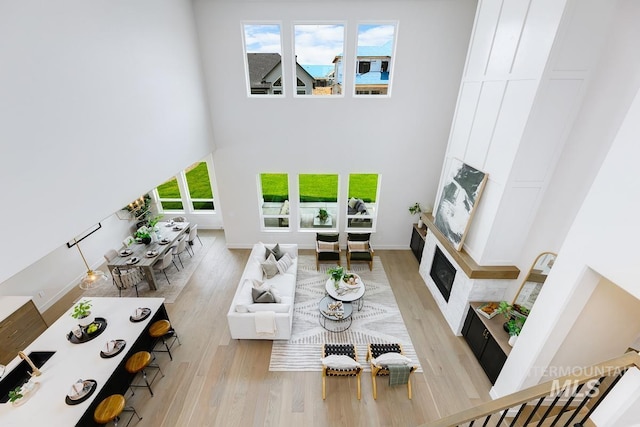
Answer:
top-left (325, 274), bottom-right (365, 311)
top-left (318, 296), bottom-right (353, 332)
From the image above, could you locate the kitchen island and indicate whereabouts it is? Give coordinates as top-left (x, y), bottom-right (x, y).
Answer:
top-left (0, 297), bottom-right (170, 426)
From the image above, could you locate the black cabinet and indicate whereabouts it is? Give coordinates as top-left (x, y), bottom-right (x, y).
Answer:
top-left (462, 306), bottom-right (508, 384)
top-left (410, 225), bottom-right (426, 262)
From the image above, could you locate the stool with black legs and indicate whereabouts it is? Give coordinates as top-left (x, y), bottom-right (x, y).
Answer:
top-left (93, 394), bottom-right (142, 427)
top-left (149, 319), bottom-right (181, 361)
top-left (125, 351), bottom-right (164, 397)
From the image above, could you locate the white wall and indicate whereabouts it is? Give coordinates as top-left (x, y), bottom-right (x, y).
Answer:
top-left (194, 0), bottom-right (477, 249)
top-left (493, 74), bottom-right (640, 422)
top-left (0, 0), bottom-right (214, 284)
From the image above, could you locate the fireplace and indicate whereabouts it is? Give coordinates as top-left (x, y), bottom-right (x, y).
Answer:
top-left (430, 246), bottom-right (456, 302)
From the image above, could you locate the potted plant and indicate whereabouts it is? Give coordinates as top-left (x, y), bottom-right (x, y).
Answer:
top-left (135, 226), bottom-right (152, 244)
top-left (409, 202), bottom-right (423, 228)
top-left (327, 266), bottom-right (344, 287)
top-left (496, 300), bottom-right (526, 345)
top-left (8, 386), bottom-right (23, 404)
top-left (316, 208), bottom-right (329, 224)
top-left (71, 299), bottom-right (94, 327)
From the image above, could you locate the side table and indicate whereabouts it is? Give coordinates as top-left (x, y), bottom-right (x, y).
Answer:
top-left (319, 296), bottom-right (353, 332)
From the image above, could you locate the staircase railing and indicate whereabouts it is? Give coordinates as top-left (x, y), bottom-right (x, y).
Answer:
top-left (422, 351), bottom-right (640, 427)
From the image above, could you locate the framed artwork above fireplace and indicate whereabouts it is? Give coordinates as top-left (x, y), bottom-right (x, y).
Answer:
top-left (433, 158), bottom-right (488, 251)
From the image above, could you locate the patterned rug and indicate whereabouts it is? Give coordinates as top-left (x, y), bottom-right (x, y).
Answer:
top-left (269, 256), bottom-right (422, 372)
top-left (82, 235), bottom-right (215, 303)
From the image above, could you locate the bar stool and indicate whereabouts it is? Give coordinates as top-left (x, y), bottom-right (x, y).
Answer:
top-left (125, 351), bottom-right (163, 397)
top-left (149, 319), bottom-right (181, 361)
top-left (93, 394), bottom-right (142, 427)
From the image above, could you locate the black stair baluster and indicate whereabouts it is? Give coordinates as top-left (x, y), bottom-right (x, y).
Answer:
top-left (578, 369), bottom-right (627, 423)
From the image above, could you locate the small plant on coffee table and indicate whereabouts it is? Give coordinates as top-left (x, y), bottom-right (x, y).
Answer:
top-left (327, 266), bottom-right (344, 286)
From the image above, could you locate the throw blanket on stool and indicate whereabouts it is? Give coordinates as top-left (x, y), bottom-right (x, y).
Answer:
top-left (387, 364), bottom-right (411, 386)
top-left (255, 311), bottom-right (277, 336)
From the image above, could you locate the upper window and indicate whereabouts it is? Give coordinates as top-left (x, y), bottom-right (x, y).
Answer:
top-left (259, 173), bottom-right (290, 230)
top-left (243, 23), bottom-right (284, 97)
top-left (294, 24), bottom-right (345, 97)
top-left (298, 174), bottom-right (339, 230)
top-left (346, 174), bottom-right (380, 231)
top-left (353, 23), bottom-right (396, 96)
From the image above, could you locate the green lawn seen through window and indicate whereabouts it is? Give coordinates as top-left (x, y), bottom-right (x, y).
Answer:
top-left (157, 162), bottom-right (213, 210)
top-left (260, 173), bottom-right (378, 203)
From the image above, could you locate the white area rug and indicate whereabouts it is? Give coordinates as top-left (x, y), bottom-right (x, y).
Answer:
top-left (269, 256), bottom-right (422, 372)
top-left (82, 235), bottom-right (215, 303)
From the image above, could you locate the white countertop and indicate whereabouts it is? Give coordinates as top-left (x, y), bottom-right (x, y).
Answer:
top-left (0, 297), bottom-right (165, 425)
top-left (0, 296), bottom-right (33, 323)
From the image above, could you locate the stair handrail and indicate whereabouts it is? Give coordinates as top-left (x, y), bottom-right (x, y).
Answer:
top-left (421, 351), bottom-right (640, 427)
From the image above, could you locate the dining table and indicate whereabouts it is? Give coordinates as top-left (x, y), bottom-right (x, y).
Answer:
top-left (107, 221), bottom-right (190, 290)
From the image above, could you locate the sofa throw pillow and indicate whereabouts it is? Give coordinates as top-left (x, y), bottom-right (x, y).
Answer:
top-left (348, 241), bottom-right (368, 252)
top-left (252, 287), bottom-right (277, 303)
top-left (372, 352), bottom-right (412, 366)
top-left (321, 354), bottom-right (361, 370)
top-left (265, 243), bottom-right (285, 261)
top-left (261, 254), bottom-right (279, 279)
top-left (276, 252), bottom-right (293, 275)
top-left (348, 197), bottom-right (358, 209)
top-left (317, 241), bottom-right (339, 252)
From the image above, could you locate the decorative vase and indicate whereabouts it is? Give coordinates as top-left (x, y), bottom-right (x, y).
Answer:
top-left (508, 335), bottom-right (518, 347)
top-left (141, 236), bottom-right (152, 245)
top-left (417, 218), bottom-right (424, 228)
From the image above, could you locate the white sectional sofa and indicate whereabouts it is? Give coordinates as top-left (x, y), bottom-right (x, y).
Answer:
top-left (227, 243), bottom-right (298, 340)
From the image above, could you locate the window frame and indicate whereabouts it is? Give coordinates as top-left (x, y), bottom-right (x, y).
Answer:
top-left (297, 173), bottom-right (340, 232)
top-left (154, 156), bottom-right (216, 216)
top-left (242, 22), bottom-right (286, 98)
top-left (345, 173), bottom-right (381, 232)
top-left (352, 21), bottom-right (398, 98)
top-left (258, 173), bottom-right (291, 231)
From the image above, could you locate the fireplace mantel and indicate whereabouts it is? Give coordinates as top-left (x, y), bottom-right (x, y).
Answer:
top-left (421, 213), bottom-right (519, 280)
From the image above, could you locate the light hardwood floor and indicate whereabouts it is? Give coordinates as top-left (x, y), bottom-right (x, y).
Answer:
top-left (46, 230), bottom-right (494, 426)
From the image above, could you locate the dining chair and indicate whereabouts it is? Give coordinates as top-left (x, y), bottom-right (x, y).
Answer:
top-left (103, 249), bottom-right (119, 263)
top-left (153, 252), bottom-right (176, 284)
top-left (111, 267), bottom-right (146, 297)
top-left (171, 237), bottom-right (189, 269)
top-left (186, 224), bottom-right (202, 255)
